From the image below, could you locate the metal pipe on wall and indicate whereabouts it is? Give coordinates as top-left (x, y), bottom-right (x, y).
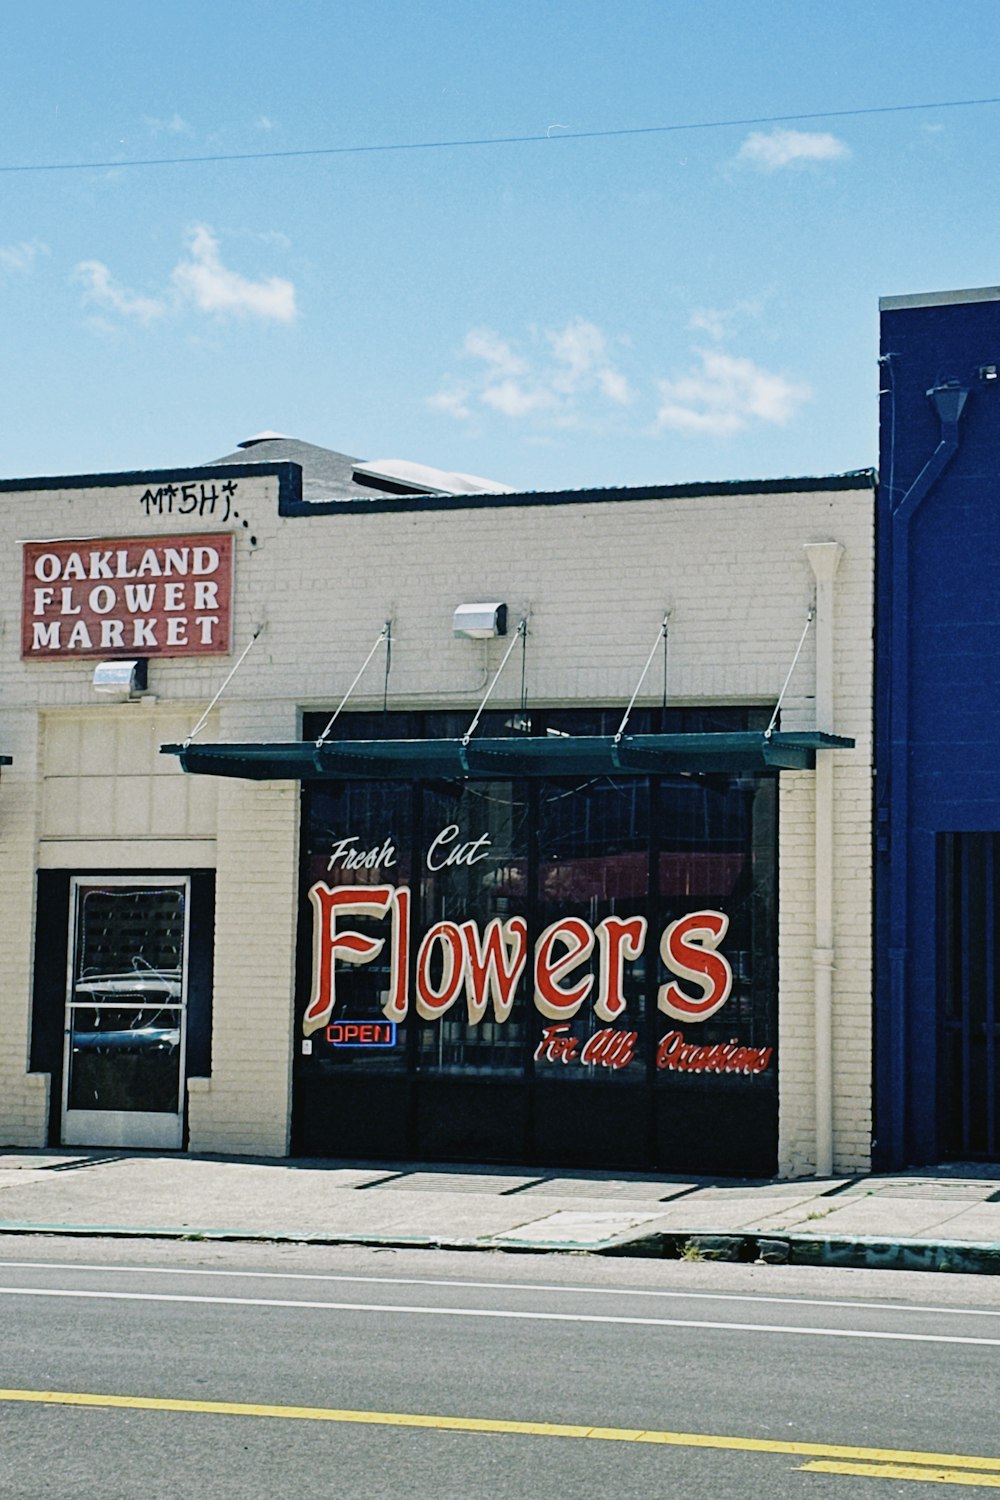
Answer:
top-left (805, 541), bottom-right (845, 1177)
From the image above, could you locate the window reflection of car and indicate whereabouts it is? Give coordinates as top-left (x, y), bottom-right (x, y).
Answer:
top-left (73, 972), bottom-right (182, 1002)
top-left (71, 973), bottom-right (181, 1054)
top-left (71, 1015), bottom-right (180, 1055)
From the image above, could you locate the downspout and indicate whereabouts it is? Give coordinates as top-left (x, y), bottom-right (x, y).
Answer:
top-left (805, 542), bottom-right (845, 1177)
top-left (885, 380), bottom-right (969, 1165)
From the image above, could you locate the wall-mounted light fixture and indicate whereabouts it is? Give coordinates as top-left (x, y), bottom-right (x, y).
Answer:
top-left (453, 602), bottom-right (508, 639)
top-left (980, 364), bottom-right (999, 384)
top-left (92, 659), bottom-right (148, 701)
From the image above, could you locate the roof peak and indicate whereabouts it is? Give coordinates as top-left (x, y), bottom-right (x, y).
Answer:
top-left (237, 430), bottom-right (292, 448)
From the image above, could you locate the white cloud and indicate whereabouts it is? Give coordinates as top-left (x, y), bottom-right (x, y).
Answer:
top-left (734, 128), bottom-right (850, 172)
top-left (688, 298), bottom-right (765, 342)
top-left (430, 317), bottom-right (632, 426)
top-left (480, 378), bottom-right (559, 418)
top-left (236, 228), bottom-right (293, 250)
top-left (74, 261), bottom-right (166, 322)
top-left (433, 314), bottom-right (809, 443)
top-left (256, 115), bottom-right (278, 132)
top-left (596, 367), bottom-right (633, 405)
top-left (73, 225), bottom-right (297, 326)
top-left (656, 348), bottom-right (810, 436)
top-left (547, 318), bottom-right (605, 383)
top-left (171, 225), bottom-right (296, 322)
top-left (426, 389), bottom-right (473, 420)
top-left (688, 308), bottom-right (728, 341)
top-left (547, 318), bottom-right (633, 405)
top-left (143, 113), bottom-right (193, 135)
top-left (0, 239), bottom-right (49, 277)
top-left (463, 327), bottom-right (526, 377)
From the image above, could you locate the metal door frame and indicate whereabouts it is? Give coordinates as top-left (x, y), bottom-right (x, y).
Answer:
top-left (61, 874), bottom-right (191, 1150)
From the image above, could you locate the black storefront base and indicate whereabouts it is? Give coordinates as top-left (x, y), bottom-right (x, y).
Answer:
top-left (652, 1083), bottom-right (777, 1177)
top-left (295, 1074), bottom-right (413, 1161)
top-left (293, 1072), bottom-right (777, 1177)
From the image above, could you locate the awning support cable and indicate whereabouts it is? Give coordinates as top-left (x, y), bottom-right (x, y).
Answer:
top-left (184, 624), bottom-right (265, 746)
top-left (382, 621), bottom-right (393, 714)
top-left (614, 613), bottom-right (670, 745)
top-left (462, 618), bottom-right (528, 747)
top-left (662, 617), bottom-right (669, 712)
top-left (316, 622), bottom-right (392, 747)
top-left (764, 607), bottom-right (815, 740)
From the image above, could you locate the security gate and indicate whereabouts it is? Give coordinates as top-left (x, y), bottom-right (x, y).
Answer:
top-left (61, 877), bottom-right (190, 1149)
top-left (940, 834), bottom-right (1000, 1159)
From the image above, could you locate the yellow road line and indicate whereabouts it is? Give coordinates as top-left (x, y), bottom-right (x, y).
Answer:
top-left (0, 1387), bottom-right (998, 1475)
top-left (802, 1460), bottom-right (1000, 1487)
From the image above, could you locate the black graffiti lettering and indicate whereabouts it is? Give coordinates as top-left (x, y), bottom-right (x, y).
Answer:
top-left (199, 481), bottom-right (232, 521)
top-left (140, 476), bottom-right (236, 522)
top-left (219, 480), bottom-right (237, 521)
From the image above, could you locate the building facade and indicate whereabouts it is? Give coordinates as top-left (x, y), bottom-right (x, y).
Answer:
top-left (877, 286), bottom-right (1000, 1167)
top-left (0, 447), bottom-right (875, 1176)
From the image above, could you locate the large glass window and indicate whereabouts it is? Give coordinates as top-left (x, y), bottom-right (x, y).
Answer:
top-left (653, 772), bottom-right (775, 1077)
top-left (533, 772), bottom-right (650, 1084)
top-left (298, 707), bottom-right (776, 1090)
top-left (300, 775), bottom-right (414, 1074)
top-left (416, 779), bottom-right (529, 1076)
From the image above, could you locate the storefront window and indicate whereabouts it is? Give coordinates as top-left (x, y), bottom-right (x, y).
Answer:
top-left (416, 780), bottom-right (529, 1076)
top-left (300, 774), bottom-right (413, 1074)
top-left (653, 773), bottom-right (775, 1079)
top-left (297, 707), bottom-right (777, 1142)
top-left (532, 773), bottom-right (650, 1084)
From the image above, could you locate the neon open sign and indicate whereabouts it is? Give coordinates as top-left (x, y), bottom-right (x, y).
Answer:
top-left (325, 1021), bottom-right (398, 1047)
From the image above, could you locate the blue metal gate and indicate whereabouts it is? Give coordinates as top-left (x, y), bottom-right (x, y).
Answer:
top-left (940, 833), bottom-right (1000, 1159)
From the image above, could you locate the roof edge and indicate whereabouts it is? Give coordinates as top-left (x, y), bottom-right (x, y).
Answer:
top-left (282, 468), bottom-right (876, 517)
top-left (0, 461), bottom-right (876, 511)
top-left (881, 286), bottom-right (1000, 312)
top-left (0, 460), bottom-right (303, 504)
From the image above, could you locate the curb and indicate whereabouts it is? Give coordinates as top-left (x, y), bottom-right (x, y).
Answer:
top-left (0, 1220), bottom-right (998, 1275)
top-left (621, 1230), bottom-right (1000, 1276)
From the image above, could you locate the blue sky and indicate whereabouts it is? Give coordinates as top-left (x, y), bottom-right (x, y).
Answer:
top-left (4, 1), bottom-right (1000, 490)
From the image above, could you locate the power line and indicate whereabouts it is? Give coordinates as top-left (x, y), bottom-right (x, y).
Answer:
top-left (2, 94), bottom-right (999, 176)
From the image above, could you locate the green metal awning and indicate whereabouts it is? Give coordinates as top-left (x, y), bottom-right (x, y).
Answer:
top-left (161, 731), bottom-right (854, 782)
top-left (0, 755), bottom-right (11, 771)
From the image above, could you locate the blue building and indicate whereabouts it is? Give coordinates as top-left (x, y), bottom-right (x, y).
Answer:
top-left (877, 286), bottom-right (1000, 1167)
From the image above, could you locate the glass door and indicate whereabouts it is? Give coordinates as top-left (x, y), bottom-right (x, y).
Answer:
top-left (61, 877), bottom-right (190, 1149)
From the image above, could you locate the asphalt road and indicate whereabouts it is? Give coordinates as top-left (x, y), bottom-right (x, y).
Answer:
top-left (0, 1236), bottom-right (998, 1498)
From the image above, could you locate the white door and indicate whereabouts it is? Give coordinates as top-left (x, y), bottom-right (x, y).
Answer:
top-left (61, 877), bottom-right (190, 1150)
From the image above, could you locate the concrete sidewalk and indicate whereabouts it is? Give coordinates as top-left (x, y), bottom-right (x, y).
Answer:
top-left (1, 1149), bottom-right (999, 1275)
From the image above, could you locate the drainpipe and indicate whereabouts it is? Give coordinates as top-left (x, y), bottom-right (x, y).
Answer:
top-left (885, 380), bottom-right (969, 1165)
top-left (805, 542), bottom-right (845, 1177)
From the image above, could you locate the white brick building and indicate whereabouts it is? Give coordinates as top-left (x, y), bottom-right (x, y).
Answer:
top-left (0, 440), bottom-right (875, 1176)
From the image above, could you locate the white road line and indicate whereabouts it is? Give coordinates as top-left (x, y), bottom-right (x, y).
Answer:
top-left (0, 1259), bottom-right (997, 1320)
top-left (0, 1284), bottom-right (999, 1345)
